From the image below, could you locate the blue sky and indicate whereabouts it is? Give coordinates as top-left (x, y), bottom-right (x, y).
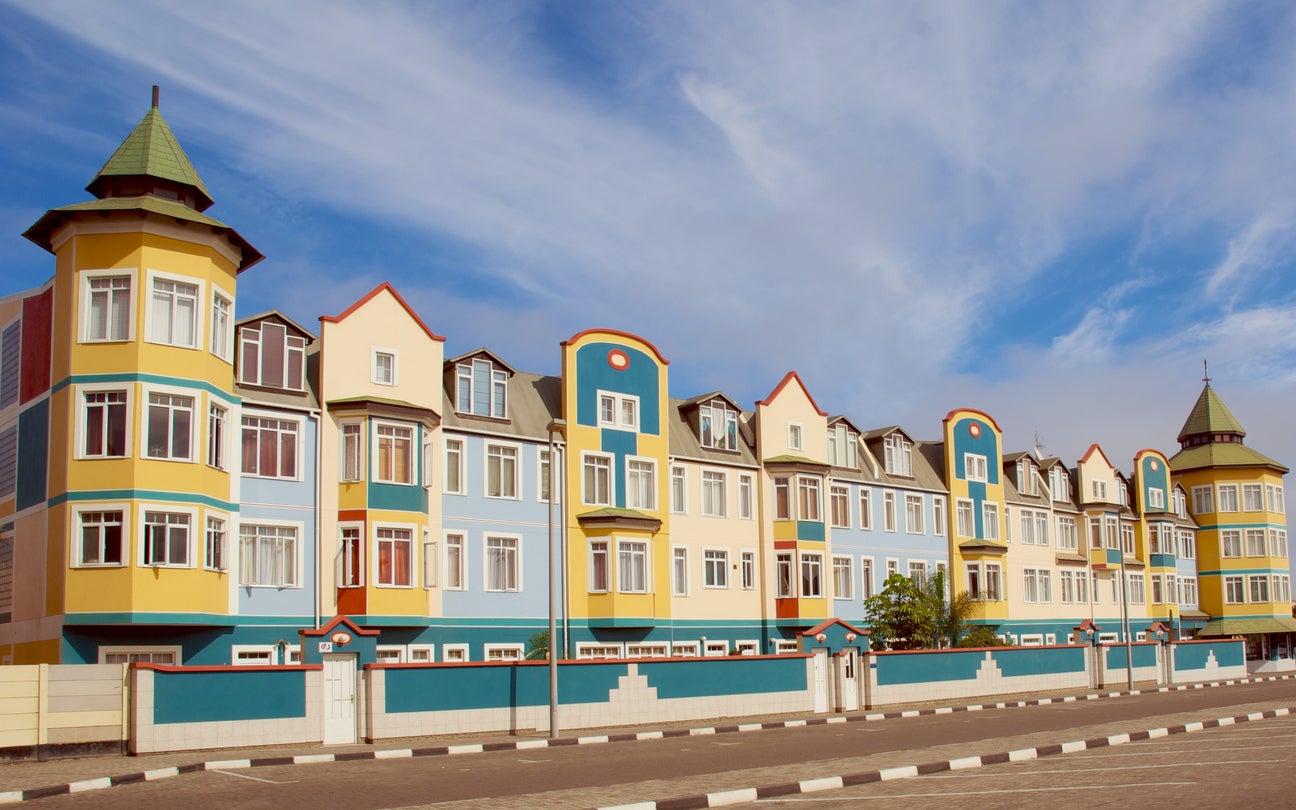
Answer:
top-left (2, 0), bottom-right (1294, 495)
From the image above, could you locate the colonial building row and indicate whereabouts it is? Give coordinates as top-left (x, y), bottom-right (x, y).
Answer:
top-left (0, 94), bottom-right (1290, 667)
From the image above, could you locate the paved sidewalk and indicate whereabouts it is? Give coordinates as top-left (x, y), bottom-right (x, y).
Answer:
top-left (0, 675), bottom-right (1291, 804)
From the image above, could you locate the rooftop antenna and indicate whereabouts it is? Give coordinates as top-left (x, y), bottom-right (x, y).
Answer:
top-left (1033, 431), bottom-right (1048, 460)
top-left (1202, 359), bottom-right (1211, 384)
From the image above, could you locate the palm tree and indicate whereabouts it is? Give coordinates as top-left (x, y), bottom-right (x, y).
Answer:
top-left (924, 570), bottom-right (975, 648)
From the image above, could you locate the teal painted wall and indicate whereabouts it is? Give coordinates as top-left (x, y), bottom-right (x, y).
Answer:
top-left (1176, 640), bottom-right (1244, 670)
top-left (993, 646), bottom-right (1085, 677)
top-left (153, 669), bottom-right (306, 724)
top-left (876, 650), bottom-right (984, 685)
top-left (1105, 643), bottom-right (1158, 669)
top-left (639, 657), bottom-right (806, 698)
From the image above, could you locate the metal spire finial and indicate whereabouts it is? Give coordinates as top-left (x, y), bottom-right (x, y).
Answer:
top-left (1203, 359), bottom-right (1211, 384)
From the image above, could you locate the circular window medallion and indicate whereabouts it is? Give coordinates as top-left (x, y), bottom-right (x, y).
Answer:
top-left (607, 349), bottom-right (629, 371)
top-left (1150, 459), bottom-right (1159, 472)
top-left (330, 631), bottom-right (352, 645)
top-left (968, 422), bottom-right (981, 439)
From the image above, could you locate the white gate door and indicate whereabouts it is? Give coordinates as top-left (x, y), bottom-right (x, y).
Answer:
top-left (323, 654), bottom-right (357, 744)
top-left (840, 649), bottom-right (859, 711)
top-left (813, 649), bottom-right (829, 713)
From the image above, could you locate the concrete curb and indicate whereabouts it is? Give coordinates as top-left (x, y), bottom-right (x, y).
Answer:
top-left (597, 704), bottom-right (1296, 810)
top-left (1, 673), bottom-right (1291, 804)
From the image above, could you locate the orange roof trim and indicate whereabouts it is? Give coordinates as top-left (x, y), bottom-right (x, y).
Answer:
top-left (562, 328), bottom-right (670, 365)
top-left (1079, 443), bottom-right (1115, 468)
top-left (319, 282), bottom-right (446, 342)
top-left (758, 371), bottom-right (828, 416)
top-left (1133, 448), bottom-right (1168, 462)
top-left (942, 407), bottom-right (1003, 432)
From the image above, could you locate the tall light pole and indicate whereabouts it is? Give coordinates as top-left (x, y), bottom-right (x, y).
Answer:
top-left (1120, 556), bottom-right (1133, 690)
top-left (547, 418), bottom-right (566, 739)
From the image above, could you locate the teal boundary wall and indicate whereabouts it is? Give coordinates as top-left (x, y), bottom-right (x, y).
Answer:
top-left (383, 655), bottom-right (810, 715)
top-left (1103, 642), bottom-right (1158, 669)
top-left (873, 645), bottom-right (1086, 687)
top-left (1176, 639), bottom-right (1245, 670)
top-left (152, 667), bottom-right (309, 724)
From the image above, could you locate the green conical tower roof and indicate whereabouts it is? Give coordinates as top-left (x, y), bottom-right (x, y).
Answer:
top-left (1176, 382), bottom-right (1245, 444)
top-left (84, 88), bottom-right (214, 211)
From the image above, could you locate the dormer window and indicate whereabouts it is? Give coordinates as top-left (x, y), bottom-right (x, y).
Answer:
top-left (455, 358), bottom-right (507, 419)
top-left (699, 399), bottom-right (738, 450)
top-left (1092, 480), bottom-right (1108, 500)
top-left (827, 423), bottom-right (858, 468)
top-left (884, 433), bottom-right (912, 477)
top-left (1049, 466), bottom-right (1070, 501)
top-left (1016, 459), bottom-right (1037, 496)
top-left (239, 321), bottom-right (305, 391)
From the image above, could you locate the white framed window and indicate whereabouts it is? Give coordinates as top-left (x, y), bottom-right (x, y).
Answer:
top-left (422, 532), bottom-right (436, 588)
top-left (741, 550), bottom-right (755, 589)
top-left (672, 546), bottom-right (689, 596)
top-left (830, 485), bottom-right (850, 528)
top-left (1242, 483), bottom-right (1263, 511)
top-left (598, 391), bottom-right (639, 430)
top-left (1049, 466), bottom-right (1071, 501)
top-left (1178, 530), bottom-right (1196, 559)
top-left (232, 646), bottom-right (275, 666)
top-left (375, 646), bottom-right (405, 664)
top-left (1022, 568), bottom-right (1051, 603)
top-left (146, 273), bottom-right (202, 348)
top-left (1246, 529), bottom-right (1267, 557)
top-left (204, 514), bottom-right (227, 572)
top-left (1221, 529), bottom-right (1243, 558)
top-left (80, 271), bottom-right (134, 343)
top-left (241, 413), bottom-right (300, 479)
top-left (373, 523), bottom-right (412, 588)
top-left (832, 555), bottom-right (853, 600)
top-left (1092, 479), bottom-right (1108, 500)
top-left (705, 640), bottom-right (728, 657)
top-left (589, 540), bottom-right (610, 592)
top-left (626, 457), bottom-right (657, 510)
top-left (1020, 509), bottom-right (1049, 546)
top-left (1181, 576), bottom-right (1198, 607)
top-left (798, 475), bottom-right (822, 522)
top-left (884, 433), bottom-right (912, 476)
top-left (74, 505), bottom-right (127, 567)
top-left (982, 503), bottom-right (1000, 541)
top-left (1217, 483), bottom-right (1239, 512)
top-left (956, 499), bottom-right (974, 537)
top-left (627, 643), bottom-right (669, 659)
top-left (371, 347), bottom-right (398, 386)
top-left (1056, 516), bottom-right (1078, 550)
top-left (701, 469), bottom-right (726, 517)
top-left (485, 644), bottom-right (524, 662)
top-left (207, 402), bottom-right (227, 470)
top-left (485, 534), bottom-right (521, 592)
top-left (141, 506), bottom-right (194, 567)
top-left (1017, 459), bottom-right (1037, 495)
top-left (210, 288), bottom-right (233, 361)
top-left (671, 642), bottom-right (700, 657)
top-left (1266, 484), bottom-right (1286, 513)
top-left (827, 423), bottom-right (858, 468)
top-left (78, 386), bottom-right (130, 459)
top-left (984, 562), bottom-right (1002, 600)
top-left (99, 646), bottom-right (180, 665)
top-left (577, 643), bottom-right (624, 660)
top-left (538, 448), bottom-right (555, 502)
top-left (1224, 575), bottom-right (1245, 604)
top-left (734, 640), bottom-right (758, 656)
top-left (1272, 529), bottom-right (1289, 559)
top-left (773, 476), bottom-right (793, 520)
top-left (444, 438), bottom-right (464, 494)
top-left (374, 421), bottom-right (415, 485)
top-left (238, 321), bottom-right (306, 391)
top-left (618, 540), bottom-right (649, 593)
top-left (239, 521), bottom-right (299, 586)
top-left (444, 532), bottom-right (465, 590)
top-left (883, 490), bottom-right (897, 532)
top-left (738, 474), bottom-right (753, 519)
top-left (455, 358), bottom-right (507, 419)
top-left (1147, 486), bottom-right (1166, 510)
top-left (964, 453), bottom-right (987, 483)
top-left (582, 452), bottom-right (613, 505)
top-left (776, 553), bottom-right (795, 598)
top-left (144, 390), bottom-right (195, 462)
top-left (904, 494), bottom-right (924, 534)
top-left (341, 422), bottom-right (364, 483)
top-left (860, 557), bottom-right (874, 599)
top-left (699, 398), bottom-right (739, 450)
top-left (442, 644), bottom-right (468, 662)
top-left (932, 496), bottom-right (945, 536)
top-left (800, 552), bottom-right (823, 598)
top-left (908, 560), bottom-right (927, 587)
top-left (1191, 485), bottom-right (1214, 515)
top-left (703, 548), bottom-right (729, 589)
top-left (338, 524), bottom-right (363, 588)
top-left (484, 441), bottom-right (520, 499)
top-left (670, 465), bottom-right (687, 513)
top-left (787, 422), bottom-right (803, 451)
top-left (859, 489), bottom-right (872, 529)
top-left (1126, 573), bottom-right (1146, 604)
top-left (409, 644), bottom-right (435, 663)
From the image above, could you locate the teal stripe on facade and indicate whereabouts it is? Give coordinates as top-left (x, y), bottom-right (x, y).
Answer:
top-left (51, 373), bottom-right (241, 403)
top-left (1196, 522), bottom-right (1285, 531)
top-left (1198, 568), bottom-right (1290, 576)
top-left (49, 489), bottom-right (237, 511)
top-left (154, 669), bottom-right (305, 724)
top-left (797, 520), bottom-right (825, 541)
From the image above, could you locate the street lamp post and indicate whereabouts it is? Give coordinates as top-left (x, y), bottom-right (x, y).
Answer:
top-left (1119, 559), bottom-right (1133, 690)
top-left (547, 418), bottom-right (566, 739)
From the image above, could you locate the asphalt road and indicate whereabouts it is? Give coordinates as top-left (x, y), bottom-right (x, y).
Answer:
top-left (29, 680), bottom-right (1296, 809)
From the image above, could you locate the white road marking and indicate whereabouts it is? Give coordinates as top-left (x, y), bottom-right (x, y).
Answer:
top-left (210, 769), bottom-right (298, 785)
top-left (756, 781), bottom-right (1194, 802)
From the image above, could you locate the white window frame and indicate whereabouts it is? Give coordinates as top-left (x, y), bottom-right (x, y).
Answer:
top-left (241, 409), bottom-right (303, 481)
top-left (1191, 485), bottom-right (1214, 515)
top-left (589, 539), bottom-right (610, 593)
top-left (883, 490), bottom-right (897, 532)
top-left (618, 539), bottom-right (649, 593)
top-left (79, 269), bottom-right (135, 344)
top-left (956, 498), bottom-right (974, 538)
top-left (422, 531), bottom-right (436, 588)
top-left (455, 358), bottom-right (508, 419)
top-left (442, 644), bottom-right (469, 662)
top-left (444, 531), bottom-right (466, 591)
top-left (144, 270), bottom-right (203, 349)
top-left (338, 522), bottom-right (364, 588)
top-left (75, 383), bottom-right (133, 461)
top-left (537, 448), bottom-right (555, 503)
top-left (140, 384), bottom-right (198, 463)
top-left (484, 533), bottom-right (522, 593)
top-left (787, 422), bottom-right (803, 451)
top-left (483, 440), bottom-right (521, 500)
top-left (983, 502), bottom-right (1000, 541)
top-left (577, 643), bottom-right (624, 660)
top-left (597, 390), bottom-right (639, 431)
top-left (964, 453), bottom-right (988, 483)
top-left (859, 488), bottom-right (872, 530)
top-left (884, 433), bottom-right (913, 477)
top-left (71, 502), bottom-right (130, 568)
top-left (372, 420), bottom-right (416, 486)
top-left (210, 284), bottom-right (234, 362)
top-left (340, 420), bottom-right (365, 483)
top-left (373, 523), bottom-right (417, 588)
top-left (800, 552), bottom-right (823, 598)
top-left (832, 555), bottom-right (853, 600)
top-left (932, 496), bottom-right (945, 536)
top-left (703, 548), bottom-right (729, 589)
top-left (204, 510), bottom-right (228, 572)
top-left (671, 642), bottom-right (700, 657)
top-left (626, 456), bottom-right (658, 511)
top-left (741, 549), bottom-right (756, 590)
top-left (672, 546), bottom-right (689, 596)
top-left (830, 485), bottom-right (850, 529)
top-left (704, 640), bottom-right (729, 657)
top-left (375, 645), bottom-right (406, 664)
top-left (860, 557), bottom-right (874, 599)
top-left (670, 465), bottom-right (687, 514)
top-left (627, 643), bottom-right (669, 659)
top-left (443, 437), bottom-right (465, 495)
top-left (738, 474), bottom-right (754, 519)
top-left (904, 493), bottom-right (924, 534)
top-left (98, 646), bottom-right (181, 665)
top-left (701, 469), bottom-right (727, 517)
top-left (207, 398), bottom-right (230, 471)
top-left (408, 644), bottom-right (436, 663)
top-left (138, 503), bottom-right (198, 568)
top-left (485, 644), bottom-right (525, 662)
top-left (232, 646), bottom-right (277, 666)
top-left (371, 346), bottom-right (399, 386)
top-left (239, 518), bottom-right (302, 587)
top-left (582, 451), bottom-right (614, 506)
